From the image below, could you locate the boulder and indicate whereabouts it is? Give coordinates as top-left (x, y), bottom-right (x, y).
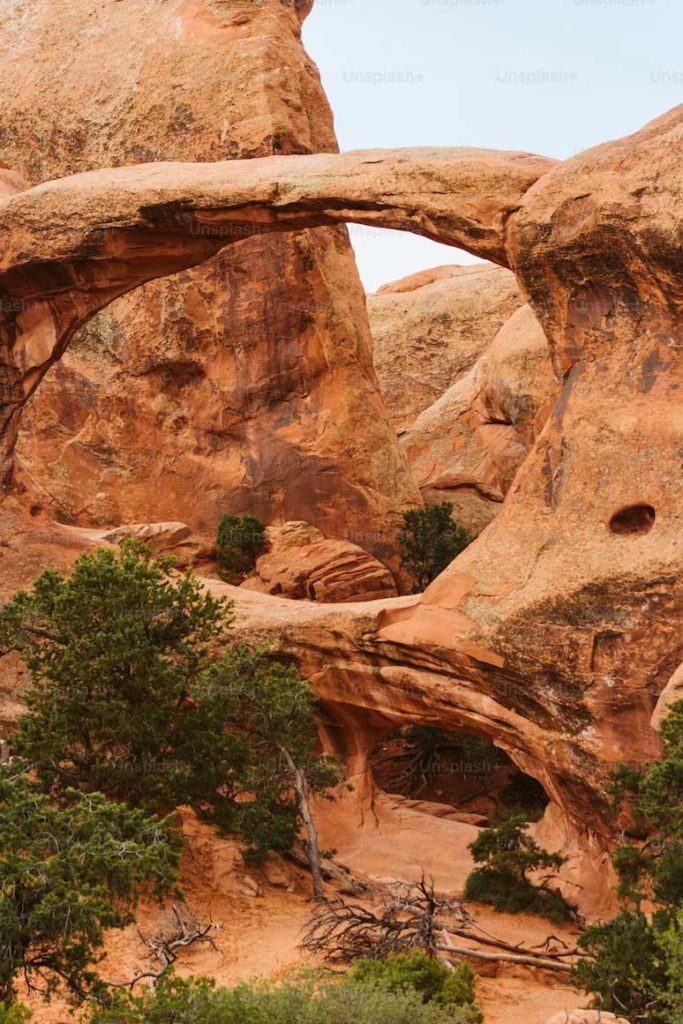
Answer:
top-left (263, 857), bottom-right (293, 889)
top-left (241, 522), bottom-right (398, 602)
top-left (101, 522), bottom-right (192, 551)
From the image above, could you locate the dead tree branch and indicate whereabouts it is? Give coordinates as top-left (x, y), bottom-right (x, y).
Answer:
top-left (107, 905), bottom-right (219, 990)
top-left (438, 930), bottom-right (572, 974)
top-left (301, 874), bottom-right (472, 962)
top-left (302, 875), bottom-right (583, 974)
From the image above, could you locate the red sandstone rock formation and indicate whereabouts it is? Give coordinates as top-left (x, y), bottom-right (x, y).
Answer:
top-left (241, 521), bottom-right (398, 602)
top-left (400, 303), bottom-right (558, 534)
top-left (0, 144), bottom-right (556, 500)
top-left (368, 263), bottom-right (522, 435)
top-left (0, 101), bottom-right (681, 912)
top-left (0, 0), bottom-right (419, 558)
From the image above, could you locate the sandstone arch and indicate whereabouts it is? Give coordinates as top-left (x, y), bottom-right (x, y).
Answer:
top-left (0, 146), bottom-right (554, 487)
top-left (1, 107), bottom-right (681, 876)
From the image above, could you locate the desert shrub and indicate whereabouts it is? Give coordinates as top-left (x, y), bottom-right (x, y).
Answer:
top-left (464, 814), bottom-right (572, 924)
top-left (88, 971), bottom-right (481, 1024)
top-left (0, 544), bottom-right (339, 864)
top-left (0, 768), bottom-right (180, 1006)
top-left (351, 949), bottom-right (481, 1016)
top-left (398, 503), bottom-right (470, 591)
top-left (573, 909), bottom-right (670, 1022)
top-left (572, 701), bottom-right (683, 1022)
top-left (216, 513), bottom-right (267, 578)
top-left (655, 908), bottom-right (683, 1023)
top-left (0, 1005), bottom-right (32, 1023)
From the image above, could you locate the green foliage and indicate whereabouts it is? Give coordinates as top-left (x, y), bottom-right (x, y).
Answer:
top-left (607, 700), bottom-right (683, 910)
top-left (573, 910), bottom-right (671, 1022)
top-left (573, 702), bottom-right (683, 1022)
top-left (0, 544), bottom-right (339, 860)
top-left (399, 727), bottom-right (547, 821)
top-left (88, 970), bottom-right (481, 1024)
top-left (398, 503), bottom-right (470, 592)
top-left (497, 773), bottom-right (548, 822)
top-left (464, 815), bottom-right (572, 924)
top-left (0, 768), bottom-right (180, 1006)
top-left (403, 727), bottom-right (507, 770)
top-left (0, 1004), bottom-right (32, 1023)
top-left (467, 814), bottom-right (566, 878)
top-left (216, 513), bottom-right (268, 578)
top-left (350, 949), bottom-right (481, 1017)
top-left (193, 644), bottom-right (342, 857)
top-left (655, 908), bottom-right (683, 1023)
top-left (1, 541), bottom-right (232, 810)
top-left (464, 867), bottom-right (571, 924)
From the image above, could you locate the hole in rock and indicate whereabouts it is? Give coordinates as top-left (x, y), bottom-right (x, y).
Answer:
top-left (370, 726), bottom-right (548, 826)
top-left (609, 503), bottom-right (656, 536)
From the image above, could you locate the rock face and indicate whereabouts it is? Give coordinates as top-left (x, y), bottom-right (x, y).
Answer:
top-left (369, 263), bottom-right (522, 434)
top-left (0, 78), bottom-right (680, 914)
top-left (0, 0), bottom-right (419, 559)
top-left (400, 303), bottom-right (558, 534)
top-left (652, 662), bottom-right (683, 731)
top-left (101, 523), bottom-right (192, 551)
top-left (241, 521), bottom-right (397, 602)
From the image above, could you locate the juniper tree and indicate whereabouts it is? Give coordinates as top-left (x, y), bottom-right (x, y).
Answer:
top-left (398, 503), bottom-right (470, 592)
top-left (0, 543), bottom-right (340, 880)
top-left (0, 769), bottom-right (180, 1006)
top-left (573, 702), bottom-right (683, 1022)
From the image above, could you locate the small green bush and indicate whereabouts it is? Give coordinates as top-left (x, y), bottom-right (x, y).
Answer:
top-left (216, 513), bottom-right (267, 578)
top-left (464, 866), bottom-right (572, 924)
top-left (350, 948), bottom-right (481, 1017)
top-left (87, 971), bottom-right (482, 1024)
top-left (398, 503), bottom-right (470, 592)
top-left (464, 815), bottom-right (572, 924)
top-left (0, 1004), bottom-right (32, 1024)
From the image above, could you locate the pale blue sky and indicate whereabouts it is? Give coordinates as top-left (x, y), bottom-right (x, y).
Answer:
top-left (303, 0), bottom-right (682, 291)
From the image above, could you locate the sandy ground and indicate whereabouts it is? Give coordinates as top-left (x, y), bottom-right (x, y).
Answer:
top-left (24, 801), bottom-right (585, 1024)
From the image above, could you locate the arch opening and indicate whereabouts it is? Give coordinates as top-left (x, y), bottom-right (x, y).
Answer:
top-left (369, 724), bottom-right (549, 826)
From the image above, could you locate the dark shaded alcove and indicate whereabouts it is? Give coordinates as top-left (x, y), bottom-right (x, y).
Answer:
top-left (370, 726), bottom-right (549, 825)
top-left (609, 503), bottom-right (656, 535)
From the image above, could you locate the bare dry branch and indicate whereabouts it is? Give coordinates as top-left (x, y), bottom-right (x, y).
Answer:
top-left (301, 874), bottom-right (472, 962)
top-left (302, 873), bottom-right (583, 975)
top-left (107, 904), bottom-right (219, 991)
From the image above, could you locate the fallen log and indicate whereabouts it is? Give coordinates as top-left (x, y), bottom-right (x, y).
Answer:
top-left (438, 930), bottom-right (573, 974)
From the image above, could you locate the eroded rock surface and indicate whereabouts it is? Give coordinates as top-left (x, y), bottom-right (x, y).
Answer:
top-left (369, 263), bottom-right (522, 434)
top-left (0, 0), bottom-right (419, 558)
top-left (401, 303), bottom-right (558, 534)
top-left (241, 521), bottom-right (398, 602)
